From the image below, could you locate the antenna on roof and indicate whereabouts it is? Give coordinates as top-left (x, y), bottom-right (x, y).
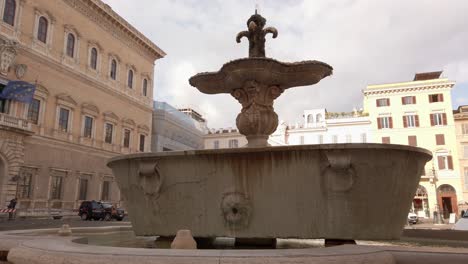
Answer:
top-left (255, 3), bottom-right (259, 14)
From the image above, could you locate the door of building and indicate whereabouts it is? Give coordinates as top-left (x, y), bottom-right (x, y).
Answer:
top-left (442, 197), bottom-right (453, 219)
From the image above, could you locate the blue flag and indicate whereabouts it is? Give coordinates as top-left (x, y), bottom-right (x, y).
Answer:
top-left (0, 81), bottom-right (36, 103)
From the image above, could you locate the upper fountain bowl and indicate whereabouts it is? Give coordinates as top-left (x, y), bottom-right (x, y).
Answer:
top-left (189, 57), bottom-right (333, 94)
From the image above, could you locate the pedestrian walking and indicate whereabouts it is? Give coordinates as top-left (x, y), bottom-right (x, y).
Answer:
top-left (7, 198), bottom-right (17, 220)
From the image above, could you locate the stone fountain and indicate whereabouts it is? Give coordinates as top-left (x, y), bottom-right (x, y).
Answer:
top-left (107, 12), bottom-right (431, 246)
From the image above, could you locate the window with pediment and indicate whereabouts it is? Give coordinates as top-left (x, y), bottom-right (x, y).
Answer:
top-left (37, 16), bottom-right (48, 43)
top-left (3, 0), bottom-right (16, 26)
top-left (127, 69), bottom-right (134, 88)
top-left (66, 33), bottom-right (75, 58)
top-left (90, 47), bottom-right (98, 70)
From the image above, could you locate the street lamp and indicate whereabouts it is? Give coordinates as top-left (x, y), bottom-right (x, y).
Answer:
top-left (431, 162), bottom-right (444, 224)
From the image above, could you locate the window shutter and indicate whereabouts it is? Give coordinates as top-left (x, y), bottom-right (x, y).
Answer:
top-left (429, 95), bottom-right (433, 103)
top-left (439, 94), bottom-right (444, 102)
top-left (376, 99), bottom-right (379, 107)
top-left (415, 115), bottom-right (420, 127)
top-left (389, 117), bottom-right (393, 128)
top-left (430, 114), bottom-right (435, 126)
top-left (442, 113), bottom-right (447, 125)
top-left (447, 155), bottom-right (453, 170)
top-left (387, 98), bottom-right (390, 106)
top-left (408, 136), bottom-right (417, 147)
top-left (401, 97), bottom-right (405, 105)
top-left (377, 118), bottom-right (382, 129)
top-left (413, 96), bottom-right (416, 104)
top-left (403, 116), bottom-right (408, 128)
top-left (438, 156), bottom-right (445, 170)
top-left (436, 134), bottom-right (445, 145)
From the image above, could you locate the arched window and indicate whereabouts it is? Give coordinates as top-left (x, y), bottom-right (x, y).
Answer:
top-left (415, 185), bottom-right (427, 198)
top-left (3, 0), bottom-right (16, 26)
top-left (110, 59), bottom-right (117, 80)
top-left (37, 16), bottom-right (48, 43)
top-left (142, 79), bottom-right (148, 96)
top-left (90, 48), bottom-right (98, 70)
top-left (66, 33), bottom-right (75, 57)
top-left (127, 70), bottom-right (133, 88)
top-left (316, 114), bottom-right (322, 122)
top-left (307, 114), bottom-right (314, 123)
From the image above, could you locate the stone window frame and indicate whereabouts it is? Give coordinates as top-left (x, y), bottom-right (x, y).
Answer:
top-left (26, 98), bottom-right (40, 125)
top-left (126, 64), bottom-right (137, 89)
top-left (1, 0), bottom-right (16, 26)
top-left (140, 73), bottom-right (152, 97)
top-left (87, 41), bottom-right (102, 73)
top-left (62, 25), bottom-right (80, 65)
top-left (23, 84), bottom-right (48, 126)
top-left (75, 172), bottom-right (93, 201)
top-left (434, 149), bottom-right (454, 171)
top-left (121, 118), bottom-right (136, 150)
top-left (47, 168), bottom-right (71, 201)
top-left (137, 124), bottom-right (149, 152)
top-left (0, 0), bottom-right (24, 36)
top-left (107, 53), bottom-right (120, 82)
top-left (228, 139), bottom-right (238, 148)
top-left (17, 166), bottom-right (39, 200)
top-left (99, 174), bottom-right (114, 202)
top-left (102, 111), bottom-right (119, 145)
top-left (80, 103), bottom-right (99, 140)
top-left (32, 8), bottom-right (55, 53)
top-left (54, 94), bottom-right (77, 136)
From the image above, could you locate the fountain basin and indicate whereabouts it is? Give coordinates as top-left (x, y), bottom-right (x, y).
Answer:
top-left (107, 144), bottom-right (431, 240)
top-left (189, 57), bottom-right (332, 94)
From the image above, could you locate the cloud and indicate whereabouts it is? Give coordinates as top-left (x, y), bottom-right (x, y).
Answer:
top-left (102, 0), bottom-right (468, 128)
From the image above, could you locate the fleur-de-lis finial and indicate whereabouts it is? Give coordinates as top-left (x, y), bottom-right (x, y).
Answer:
top-left (236, 12), bottom-right (278, 58)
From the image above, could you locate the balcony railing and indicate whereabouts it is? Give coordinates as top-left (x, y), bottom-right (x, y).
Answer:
top-left (0, 112), bottom-right (32, 132)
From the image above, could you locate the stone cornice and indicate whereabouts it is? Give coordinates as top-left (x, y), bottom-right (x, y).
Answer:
top-left (27, 134), bottom-right (120, 158)
top-left (18, 44), bottom-right (153, 113)
top-left (62, 0), bottom-right (166, 60)
top-left (363, 83), bottom-right (454, 96)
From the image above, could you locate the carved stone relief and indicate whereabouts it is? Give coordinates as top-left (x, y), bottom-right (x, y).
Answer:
top-left (137, 160), bottom-right (163, 196)
top-left (221, 191), bottom-right (252, 230)
top-left (0, 39), bottom-right (17, 76)
top-left (231, 81), bottom-right (284, 146)
top-left (15, 64), bottom-right (27, 79)
top-left (322, 151), bottom-right (355, 193)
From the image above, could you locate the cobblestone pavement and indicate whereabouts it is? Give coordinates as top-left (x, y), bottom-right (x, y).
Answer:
top-left (0, 216), bottom-right (130, 232)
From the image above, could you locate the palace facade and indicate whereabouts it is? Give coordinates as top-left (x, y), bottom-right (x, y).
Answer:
top-left (0, 0), bottom-right (165, 210)
top-left (363, 72), bottom-right (460, 219)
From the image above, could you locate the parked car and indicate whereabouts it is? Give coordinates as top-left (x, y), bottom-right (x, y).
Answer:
top-left (408, 212), bottom-right (418, 224)
top-left (100, 202), bottom-right (125, 221)
top-left (454, 210), bottom-right (468, 230)
top-left (78, 200), bottom-right (106, 221)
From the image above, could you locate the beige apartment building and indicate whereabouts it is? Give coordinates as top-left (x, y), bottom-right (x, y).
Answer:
top-left (0, 0), bottom-right (165, 210)
top-left (454, 105), bottom-right (468, 210)
top-left (363, 72), bottom-right (461, 219)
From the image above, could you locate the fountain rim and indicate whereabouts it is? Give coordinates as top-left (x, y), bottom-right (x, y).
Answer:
top-left (188, 57), bottom-right (333, 94)
top-left (190, 57), bottom-right (333, 77)
top-left (107, 143), bottom-right (432, 166)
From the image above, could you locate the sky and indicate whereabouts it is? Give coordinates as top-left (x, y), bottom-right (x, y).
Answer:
top-left (102, 0), bottom-right (468, 128)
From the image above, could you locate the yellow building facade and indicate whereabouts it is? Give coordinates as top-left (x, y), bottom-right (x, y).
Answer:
top-left (363, 72), bottom-right (461, 219)
top-left (0, 0), bottom-right (165, 211)
top-left (454, 105), bottom-right (468, 212)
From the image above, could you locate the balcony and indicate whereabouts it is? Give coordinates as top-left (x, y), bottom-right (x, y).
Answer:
top-left (0, 112), bottom-right (33, 134)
